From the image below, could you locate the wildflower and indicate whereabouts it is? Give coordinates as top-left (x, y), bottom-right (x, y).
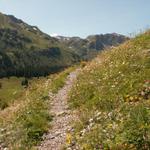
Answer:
top-left (129, 96), bottom-right (134, 101)
top-left (90, 81), bottom-right (94, 85)
top-left (81, 129), bottom-right (86, 136)
top-left (95, 111), bottom-right (102, 117)
top-left (112, 122), bottom-right (118, 130)
top-left (66, 133), bottom-right (72, 145)
top-left (115, 81), bottom-right (118, 85)
top-left (111, 85), bottom-right (115, 88)
top-left (82, 144), bottom-right (88, 149)
top-left (108, 112), bottom-right (113, 118)
top-left (107, 123), bottom-right (112, 128)
top-left (96, 117), bottom-right (101, 120)
top-left (89, 122), bottom-right (94, 128)
top-left (89, 118), bottom-right (93, 123)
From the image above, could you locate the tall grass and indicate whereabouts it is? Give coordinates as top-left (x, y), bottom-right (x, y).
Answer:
top-left (0, 77), bottom-right (24, 110)
top-left (69, 31), bottom-right (150, 149)
top-left (0, 66), bottom-right (77, 149)
top-left (0, 77), bottom-right (52, 149)
top-left (50, 66), bottom-right (77, 93)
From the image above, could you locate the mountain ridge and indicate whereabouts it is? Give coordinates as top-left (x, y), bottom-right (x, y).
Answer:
top-left (0, 12), bottom-right (128, 78)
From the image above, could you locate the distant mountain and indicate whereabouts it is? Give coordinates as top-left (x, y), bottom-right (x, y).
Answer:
top-left (55, 34), bottom-right (129, 60)
top-left (0, 12), bottom-right (128, 77)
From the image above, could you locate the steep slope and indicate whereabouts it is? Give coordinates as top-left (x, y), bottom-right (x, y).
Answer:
top-left (0, 12), bottom-right (128, 78)
top-left (0, 12), bottom-right (57, 48)
top-left (69, 31), bottom-right (150, 149)
top-left (0, 12), bottom-right (79, 77)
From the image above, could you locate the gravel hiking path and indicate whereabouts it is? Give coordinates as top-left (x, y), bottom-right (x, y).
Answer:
top-left (38, 69), bottom-right (81, 150)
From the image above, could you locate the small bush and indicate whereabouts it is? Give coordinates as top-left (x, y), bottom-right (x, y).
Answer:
top-left (0, 99), bottom-right (8, 110)
top-left (0, 82), bottom-right (2, 89)
top-left (21, 78), bottom-right (29, 88)
top-left (80, 61), bottom-right (87, 68)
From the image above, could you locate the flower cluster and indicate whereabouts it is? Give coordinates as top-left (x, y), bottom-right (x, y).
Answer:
top-left (124, 95), bottom-right (142, 102)
top-left (139, 80), bottom-right (150, 100)
top-left (125, 80), bottom-right (150, 103)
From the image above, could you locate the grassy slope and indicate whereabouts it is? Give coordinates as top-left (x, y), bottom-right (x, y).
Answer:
top-left (0, 12), bottom-right (55, 49)
top-left (0, 78), bottom-right (24, 109)
top-left (50, 66), bottom-right (77, 93)
top-left (69, 31), bottom-right (150, 149)
top-left (0, 13), bottom-right (128, 78)
top-left (0, 66), bottom-right (76, 150)
top-left (0, 77), bottom-right (52, 149)
top-left (0, 13), bottom-right (80, 78)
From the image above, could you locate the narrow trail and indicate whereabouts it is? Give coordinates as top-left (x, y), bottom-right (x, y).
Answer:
top-left (38, 69), bottom-right (80, 150)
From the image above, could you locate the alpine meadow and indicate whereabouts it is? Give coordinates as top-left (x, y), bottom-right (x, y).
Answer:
top-left (0, 1), bottom-right (150, 150)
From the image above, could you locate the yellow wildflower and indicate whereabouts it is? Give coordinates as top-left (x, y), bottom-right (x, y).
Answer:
top-left (66, 133), bottom-right (72, 145)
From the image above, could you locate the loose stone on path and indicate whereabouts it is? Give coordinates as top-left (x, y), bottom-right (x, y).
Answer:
top-left (37, 69), bottom-right (80, 150)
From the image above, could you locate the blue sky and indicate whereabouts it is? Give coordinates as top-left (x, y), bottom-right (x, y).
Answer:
top-left (0, 0), bottom-right (150, 37)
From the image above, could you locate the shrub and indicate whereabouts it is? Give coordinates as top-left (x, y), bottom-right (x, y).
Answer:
top-left (0, 82), bottom-right (2, 89)
top-left (21, 78), bottom-right (29, 88)
top-left (0, 98), bottom-right (8, 110)
top-left (80, 61), bottom-right (87, 68)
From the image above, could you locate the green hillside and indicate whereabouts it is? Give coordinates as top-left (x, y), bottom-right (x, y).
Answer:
top-left (0, 12), bottom-right (57, 49)
top-left (0, 12), bottom-right (80, 77)
top-left (0, 76), bottom-right (52, 149)
top-left (0, 31), bottom-right (149, 149)
top-left (0, 66), bottom-right (76, 149)
top-left (69, 31), bottom-right (150, 149)
top-left (0, 12), bottom-right (127, 78)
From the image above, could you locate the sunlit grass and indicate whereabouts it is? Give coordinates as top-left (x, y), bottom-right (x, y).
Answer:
top-left (69, 31), bottom-right (150, 149)
top-left (50, 66), bottom-right (77, 93)
top-left (0, 66), bottom-right (77, 149)
top-left (0, 77), bottom-right (52, 149)
top-left (0, 77), bottom-right (25, 109)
